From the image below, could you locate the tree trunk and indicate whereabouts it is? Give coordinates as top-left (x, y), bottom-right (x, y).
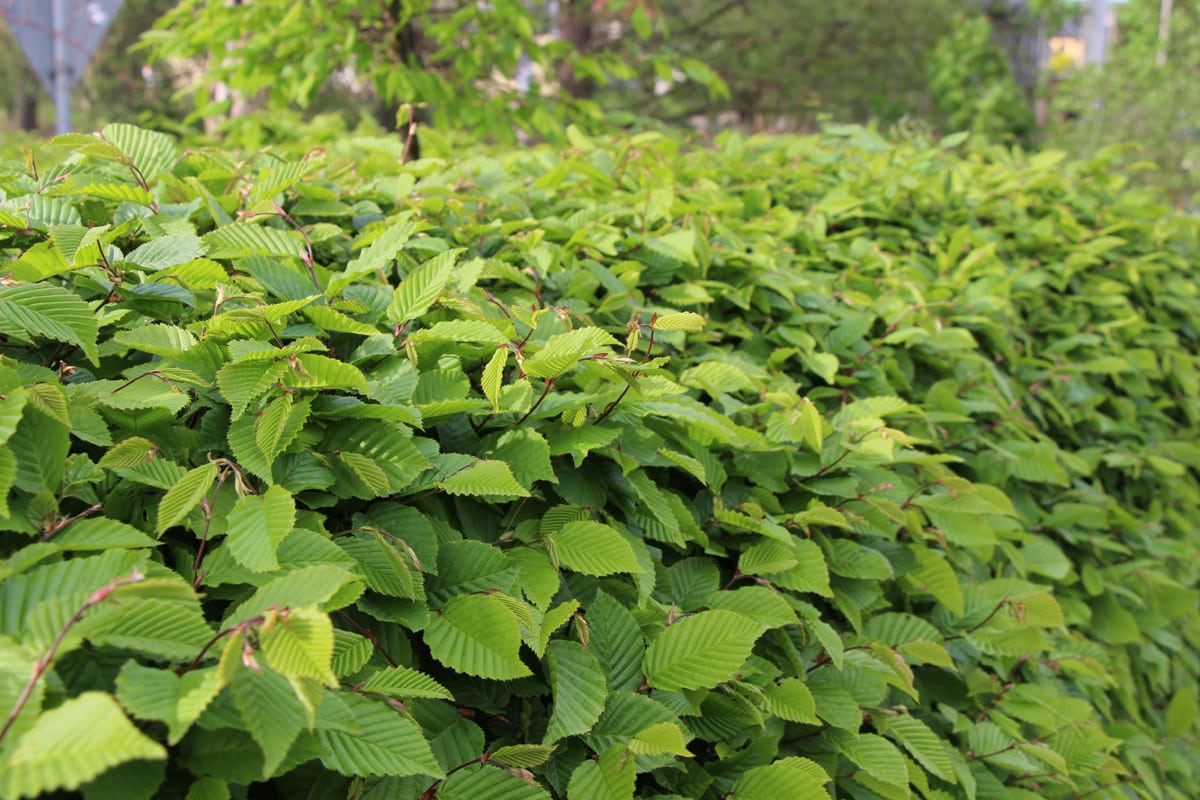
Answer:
top-left (556, 0), bottom-right (594, 99)
top-left (16, 63), bottom-right (38, 132)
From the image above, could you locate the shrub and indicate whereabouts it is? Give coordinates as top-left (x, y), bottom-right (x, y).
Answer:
top-left (0, 123), bottom-right (1196, 799)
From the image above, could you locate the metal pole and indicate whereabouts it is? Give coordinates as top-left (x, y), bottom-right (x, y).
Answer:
top-left (51, 0), bottom-right (71, 134)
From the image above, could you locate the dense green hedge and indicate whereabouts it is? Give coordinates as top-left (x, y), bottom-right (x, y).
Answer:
top-left (0, 123), bottom-right (1196, 799)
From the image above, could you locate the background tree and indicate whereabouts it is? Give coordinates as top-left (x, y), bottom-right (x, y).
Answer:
top-left (1046, 0), bottom-right (1200, 206)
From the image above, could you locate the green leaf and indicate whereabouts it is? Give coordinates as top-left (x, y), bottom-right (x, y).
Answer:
top-left (388, 248), bottom-right (464, 323)
top-left (545, 521), bottom-right (642, 576)
top-left (567, 744), bottom-right (635, 800)
top-left (482, 347), bottom-right (508, 411)
top-left (586, 591), bottom-right (645, 692)
top-left (102, 122), bottom-right (175, 179)
top-left (424, 593), bottom-right (532, 680)
top-left (763, 678), bottom-right (819, 724)
top-left (202, 223), bottom-right (305, 259)
top-left (53, 517), bottom-right (158, 551)
top-left (523, 327), bottom-right (618, 379)
top-left (229, 666), bottom-right (307, 778)
top-left (225, 485), bottom-right (297, 572)
top-left (543, 639), bottom-right (608, 743)
top-left (360, 666), bottom-right (454, 700)
top-left (156, 463), bottom-right (218, 535)
top-left (80, 598), bottom-right (214, 661)
top-left (489, 745), bottom-right (557, 769)
top-left (259, 606), bottom-right (337, 686)
top-left (115, 663), bottom-right (221, 745)
top-left (0, 283), bottom-right (100, 366)
top-left (829, 730), bottom-right (909, 788)
top-left (0, 692), bottom-right (166, 797)
top-left (439, 764), bottom-right (551, 800)
top-left (441, 460), bottom-right (530, 499)
top-left (644, 610), bottom-right (764, 691)
top-left (628, 722), bottom-right (692, 756)
top-left (886, 714), bottom-right (956, 783)
top-left (317, 693), bottom-right (443, 778)
top-left (652, 311), bottom-right (705, 331)
top-left (216, 360), bottom-right (289, 421)
top-left (330, 218), bottom-right (419, 294)
top-left (731, 757), bottom-right (832, 800)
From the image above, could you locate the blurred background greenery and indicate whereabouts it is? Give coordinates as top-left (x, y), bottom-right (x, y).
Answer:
top-left (1, 0), bottom-right (1196, 206)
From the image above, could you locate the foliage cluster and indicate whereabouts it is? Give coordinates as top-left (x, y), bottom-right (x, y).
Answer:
top-left (0, 123), bottom-right (1197, 799)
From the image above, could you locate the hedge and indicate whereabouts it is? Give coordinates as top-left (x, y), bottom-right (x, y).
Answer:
top-left (0, 122), bottom-right (1196, 799)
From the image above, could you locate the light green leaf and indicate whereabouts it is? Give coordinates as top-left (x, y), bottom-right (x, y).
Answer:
top-left (317, 693), bottom-right (443, 778)
top-left (441, 460), bottom-right (530, 499)
top-left (545, 521), bottom-right (642, 576)
top-left (53, 517), bottom-right (158, 551)
top-left (0, 283), bottom-right (100, 366)
top-left (887, 715), bottom-right (957, 783)
top-left (225, 485), bottom-right (296, 572)
top-left (652, 311), bottom-right (705, 331)
top-left (567, 744), bottom-right (635, 800)
top-left (628, 722), bottom-right (692, 756)
top-left (388, 248), bottom-right (464, 323)
top-left (763, 678), bottom-right (819, 724)
top-left (424, 593), bottom-right (532, 680)
top-left (439, 764), bottom-right (551, 800)
top-left (156, 463), bottom-right (218, 535)
top-left (829, 730), bottom-right (909, 788)
top-left (482, 347), bottom-right (508, 411)
top-left (230, 665), bottom-right (307, 778)
top-left (0, 692), bottom-right (166, 797)
top-left (732, 757), bottom-right (832, 800)
top-left (115, 663), bottom-right (221, 745)
top-left (361, 666), bottom-right (454, 700)
top-left (259, 606), bottom-right (337, 686)
top-left (489, 745), bottom-right (556, 769)
top-left (523, 327), bottom-right (619, 379)
top-left (644, 610), bottom-right (764, 691)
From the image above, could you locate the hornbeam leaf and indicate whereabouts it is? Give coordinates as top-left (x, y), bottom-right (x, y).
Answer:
top-left (225, 485), bottom-right (296, 572)
top-left (115, 663), bottom-right (222, 745)
top-left (644, 610), bottom-right (764, 691)
top-left (317, 693), bottom-right (443, 778)
top-left (545, 521), bottom-right (642, 576)
top-left (652, 311), bottom-right (705, 331)
top-left (439, 764), bottom-right (551, 800)
top-left (731, 758), bottom-right (832, 800)
top-left (566, 744), bottom-right (635, 800)
top-left (53, 517), bottom-right (158, 551)
top-left (389, 248), bottom-right (464, 323)
top-left (217, 359), bottom-right (289, 421)
top-left (886, 714), bottom-right (957, 783)
top-left (482, 347), bottom-right (508, 411)
top-left (829, 730), bottom-right (909, 788)
top-left (156, 463), bottom-right (218, 535)
top-left (441, 459), bottom-right (530, 499)
top-left (360, 666), bottom-right (454, 700)
top-left (628, 722), bottom-right (692, 756)
top-left (543, 639), bottom-right (607, 743)
top-left (0, 692), bottom-right (166, 797)
top-left (489, 745), bottom-right (557, 769)
top-left (0, 283), bottom-right (100, 366)
top-left (260, 606), bottom-right (337, 686)
top-left (523, 327), bottom-right (618, 379)
top-left (424, 593), bottom-right (532, 680)
top-left (230, 665), bottom-right (307, 778)
top-left (763, 678), bottom-right (819, 724)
